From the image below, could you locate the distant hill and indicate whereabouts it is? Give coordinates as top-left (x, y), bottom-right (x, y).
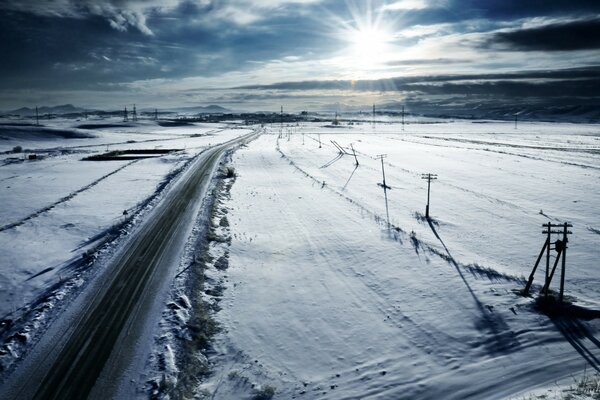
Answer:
top-left (5, 104), bottom-right (87, 116)
top-left (378, 100), bottom-right (600, 123)
top-left (173, 105), bottom-right (230, 114)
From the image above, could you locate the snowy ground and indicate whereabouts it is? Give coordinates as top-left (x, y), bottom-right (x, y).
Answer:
top-left (0, 118), bottom-right (248, 318)
top-left (1, 117), bottom-right (599, 399)
top-left (201, 120), bottom-right (600, 399)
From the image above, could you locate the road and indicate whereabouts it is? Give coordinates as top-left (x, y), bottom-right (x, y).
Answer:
top-left (1, 129), bottom-right (259, 400)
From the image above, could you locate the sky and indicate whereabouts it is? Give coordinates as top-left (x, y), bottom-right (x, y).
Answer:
top-left (1, 0), bottom-right (599, 113)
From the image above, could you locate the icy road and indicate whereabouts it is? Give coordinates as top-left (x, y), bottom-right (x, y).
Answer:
top-left (0, 129), bottom-right (258, 400)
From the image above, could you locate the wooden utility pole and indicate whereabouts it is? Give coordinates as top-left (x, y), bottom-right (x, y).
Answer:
top-left (421, 173), bottom-right (438, 218)
top-left (523, 222), bottom-right (572, 302)
top-left (318, 133), bottom-right (322, 148)
top-left (376, 154), bottom-right (390, 189)
top-left (402, 105), bottom-right (405, 131)
top-left (373, 104), bottom-right (375, 126)
top-left (350, 144), bottom-right (359, 166)
top-left (559, 222), bottom-right (570, 302)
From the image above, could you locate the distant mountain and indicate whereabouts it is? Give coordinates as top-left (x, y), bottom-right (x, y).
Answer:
top-left (5, 104), bottom-right (87, 116)
top-left (173, 104), bottom-right (230, 114)
top-left (377, 99), bottom-right (600, 123)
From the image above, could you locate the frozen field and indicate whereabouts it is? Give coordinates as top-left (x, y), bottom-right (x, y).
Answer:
top-left (203, 120), bottom-right (600, 399)
top-left (0, 119), bottom-right (250, 316)
top-left (1, 118), bottom-right (599, 399)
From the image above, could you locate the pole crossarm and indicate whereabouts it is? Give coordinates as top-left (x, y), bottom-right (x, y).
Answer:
top-left (421, 173), bottom-right (437, 218)
top-left (524, 222), bottom-right (573, 302)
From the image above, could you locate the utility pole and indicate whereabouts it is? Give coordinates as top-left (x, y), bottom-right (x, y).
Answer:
top-left (318, 133), bottom-right (322, 148)
top-left (350, 144), bottom-right (359, 166)
top-left (123, 106), bottom-right (129, 122)
top-left (559, 222), bottom-right (569, 302)
top-left (523, 222), bottom-right (572, 302)
top-left (132, 104), bottom-right (138, 122)
top-left (376, 154), bottom-right (390, 189)
top-left (421, 173), bottom-right (438, 218)
top-left (402, 105), bottom-right (405, 131)
top-left (35, 106), bottom-right (39, 126)
top-left (373, 104), bottom-right (375, 126)
top-left (514, 113), bottom-right (518, 129)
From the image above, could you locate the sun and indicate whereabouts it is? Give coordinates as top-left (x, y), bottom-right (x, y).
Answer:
top-left (330, 3), bottom-right (395, 75)
top-left (350, 26), bottom-right (390, 60)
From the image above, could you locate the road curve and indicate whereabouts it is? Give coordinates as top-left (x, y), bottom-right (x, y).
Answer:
top-left (1, 129), bottom-right (259, 400)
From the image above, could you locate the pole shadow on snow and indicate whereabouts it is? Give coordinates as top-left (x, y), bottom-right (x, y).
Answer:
top-left (342, 164), bottom-right (359, 191)
top-left (383, 187), bottom-right (391, 228)
top-left (552, 316), bottom-right (600, 372)
top-left (426, 218), bottom-right (519, 354)
top-left (537, 302), bottom-right (600, 372)
top-left (320, 153), bottom-right (344, 169)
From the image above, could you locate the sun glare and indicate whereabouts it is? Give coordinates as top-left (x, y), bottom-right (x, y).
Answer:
top-left (330, 2), bottom-right (395, 76)
top-left (351, 27), bottom-right (390, 60)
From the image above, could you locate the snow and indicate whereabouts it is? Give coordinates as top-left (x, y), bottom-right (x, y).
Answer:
top-left (0, 118), bottom-right (249, 317)
top-left (1, 117), bottom-right (599, 398)
top-left (203, 121), bottom-right (600, 399)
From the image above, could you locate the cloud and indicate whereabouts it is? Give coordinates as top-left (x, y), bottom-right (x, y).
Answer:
top-left (384, 58), bottom-right (467, 66)
top-left (490, 17), bottom-right (600, 51)
top-left (0, 0), bottom-right (170, 35)
top-left (236, 66), bottom-right (600, 98)
top-left (383, 0), bottom-right (431, 11)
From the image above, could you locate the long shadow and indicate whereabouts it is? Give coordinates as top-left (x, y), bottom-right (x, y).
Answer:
top-left (536, 300), bottom-right (600, 371)
top-left (426, 218), bottom-right (518, 354)
top-left (320, 153), bottom-right (343, 168)
top-left (342, 164), bottom-right (359, 191)
top-left (383, 187), bottom-right (391, 227)
top-left (552, 316), bottom-right (600, 372)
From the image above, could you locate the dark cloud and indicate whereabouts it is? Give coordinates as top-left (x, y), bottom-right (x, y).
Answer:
top-left (490, 18), bottom-right (600, 51)
top-left (384, 58), bottom-right (467, 66)
top-left (0, 1), bottom-right (339, 92)
top-left (238, 66), bottom-right (600, 94)
top-left (443, 0), bottom-right (600, 20)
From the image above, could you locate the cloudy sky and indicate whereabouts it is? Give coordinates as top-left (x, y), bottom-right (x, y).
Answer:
top-left (1, 0), bottom-right (599, 112)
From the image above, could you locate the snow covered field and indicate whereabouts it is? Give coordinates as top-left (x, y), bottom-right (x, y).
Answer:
top-left (0, 119), bottom-right (249, 316)
top-left (1, 117), bottom-right (599, 399)
top-left (203, 120), bottom-right (600, 399)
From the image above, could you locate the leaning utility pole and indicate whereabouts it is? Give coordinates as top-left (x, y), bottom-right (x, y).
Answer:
top-left (376, 154), bottom-right (390, 189)
top-left (350, 143), bottom-right (359, 166)
top-left (421, 173), bottom-right (438, 218)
